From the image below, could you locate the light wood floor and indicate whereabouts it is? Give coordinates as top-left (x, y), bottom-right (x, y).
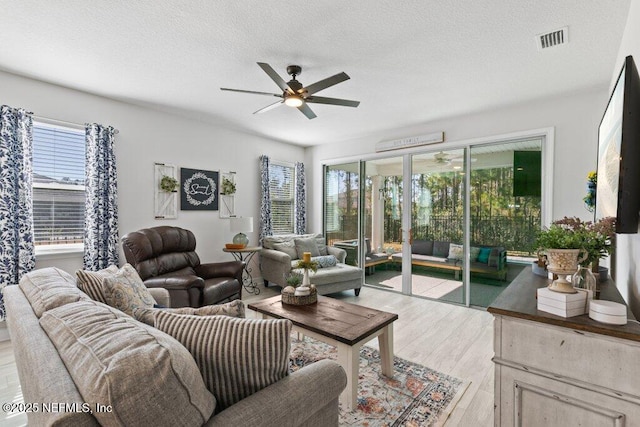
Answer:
top-left (0, 284), bottom-right (494, 427)
top-left (246, 284), bottom-right (495, 426)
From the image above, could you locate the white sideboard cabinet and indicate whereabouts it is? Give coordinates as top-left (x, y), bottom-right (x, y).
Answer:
top-left (488, 268), bottom-right (640, 426)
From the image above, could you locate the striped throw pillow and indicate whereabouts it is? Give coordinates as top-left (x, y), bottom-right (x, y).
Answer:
top-left (155, 312), bottom-right (292, 412)
top-left (133, 299), bottom-right (246, 326)
top-left (76, 265), bottom-right (119, 303)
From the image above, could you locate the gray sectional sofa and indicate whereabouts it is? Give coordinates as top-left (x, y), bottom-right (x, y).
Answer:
top-left (5, 267), bottom-right (346, 426)
top-left (391, 239), bottom-right (508, 280)
top-left (260, 233), bottom-right (363, 295)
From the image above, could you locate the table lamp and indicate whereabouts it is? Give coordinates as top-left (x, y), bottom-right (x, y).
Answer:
top-left (230, 216), bottom-right (253, 247)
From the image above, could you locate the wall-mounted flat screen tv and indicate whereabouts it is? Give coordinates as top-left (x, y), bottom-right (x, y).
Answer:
top-left (596, 55), bottom-right (640, 233)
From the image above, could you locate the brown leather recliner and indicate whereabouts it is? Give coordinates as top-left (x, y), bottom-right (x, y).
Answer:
top-left (121, 226), bottom-right (244, 308)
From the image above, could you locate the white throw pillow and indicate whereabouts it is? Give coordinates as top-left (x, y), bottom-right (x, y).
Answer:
top-left (448, 243), bottom-right (464, 260)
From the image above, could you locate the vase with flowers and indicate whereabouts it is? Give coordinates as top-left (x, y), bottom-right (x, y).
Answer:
top-left (553, 216), bottom-right (616, 282)
top-left (583, 171), bottom-right (597, 212)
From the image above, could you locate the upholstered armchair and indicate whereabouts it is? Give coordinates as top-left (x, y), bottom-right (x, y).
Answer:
top-left (121, 226), bottom-right (244, 308)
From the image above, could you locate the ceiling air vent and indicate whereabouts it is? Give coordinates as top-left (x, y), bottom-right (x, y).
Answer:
top-left (536, 27), bottom-right (568, 50)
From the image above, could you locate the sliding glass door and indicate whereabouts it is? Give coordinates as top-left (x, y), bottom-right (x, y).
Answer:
top-left (324, 163), bottom-right (361, 266)
top-left (468, 139), bottom-right (542, 306)
top-left (410, 150), bottom-right (466, 304)
top-left (360, 157), bottom-right (406, 292)
top-left (322, 135), bottom-right (546, 307)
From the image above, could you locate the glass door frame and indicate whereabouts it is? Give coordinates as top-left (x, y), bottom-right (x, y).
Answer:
top-left (321, 127), bottom-right (554, 307)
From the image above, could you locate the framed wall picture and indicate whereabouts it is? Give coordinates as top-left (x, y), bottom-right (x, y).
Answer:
top-left (180, 168), bottom-right (219, 210)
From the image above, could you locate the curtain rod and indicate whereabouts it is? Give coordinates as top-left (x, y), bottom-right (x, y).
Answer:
top-left (31, 114), bottom-right (120, 134)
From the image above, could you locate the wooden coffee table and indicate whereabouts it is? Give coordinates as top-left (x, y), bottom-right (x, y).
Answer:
top-left (248, 295), bottom-right (398, 410)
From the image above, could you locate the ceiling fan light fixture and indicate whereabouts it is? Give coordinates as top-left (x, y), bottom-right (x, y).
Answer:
top-left (284, 95), bottom-right (304, 108)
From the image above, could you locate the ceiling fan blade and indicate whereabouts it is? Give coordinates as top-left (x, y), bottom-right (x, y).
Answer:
top-left (297, 103), bottom-right (317, 119)
top-left (257, 62), bottom-right (294, 94)
top-left (304, 72), bottom-right (350, 95)
top-left (305, 95), bottom-right (360, 108)
top-left (220, 88), bottom-right (282, 98)
top-left (253, 100), bottom-right (284, 115)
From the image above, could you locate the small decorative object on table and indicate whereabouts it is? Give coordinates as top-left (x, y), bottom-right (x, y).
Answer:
top-left (230, 216), bottom-right (253, 248)
top-left (572, 266), bottom-right (596, 301)
top-left (225, 243), bottom-right (245, 250)
top-left (281, 253), bottom-right (319, 305)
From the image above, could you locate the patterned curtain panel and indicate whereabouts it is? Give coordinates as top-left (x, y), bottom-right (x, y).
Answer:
top-left (0, 105), bottom-right (35, 319)
top-left (259, 155), bottom-right (272, 245)
top-left (84, 123), bottom-right (119, 270)
top-left (294, 162), bottom-right (306, 234)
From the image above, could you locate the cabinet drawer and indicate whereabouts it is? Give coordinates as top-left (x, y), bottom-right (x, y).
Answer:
top-left (496, 316), bottom-right (640, 399)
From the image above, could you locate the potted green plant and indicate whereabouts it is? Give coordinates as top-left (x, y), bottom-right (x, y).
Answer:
top-left (535, 223), bottom-right (586, 250)
top-left (221, 177), bottom-right (236, 195)
top-left (160, 175), bottom-right (179, 192)
top-left (285, 272), bottom-right (302, 288)
top-left (535, 223), bottom-right (588, 293)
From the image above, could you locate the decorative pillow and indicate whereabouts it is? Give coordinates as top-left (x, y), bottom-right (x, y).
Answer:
top-left (447, 243), bottom-right (464, 260)
top-left (432, 241), bottom-right (450, 258)
top-left (488, 247), bottom-right (504, 268)
top-left (272, 241), bottom-right (298, 260)
top-left (155, 312), bottom-right (291, 412)
top-left (102, 264), bottom-right (156, 316)
top-left (133, 300), bottom-right (246, 326)
top-left (294, 237), bottom-right (321, 259)
top-left (470, 246), bottom-right (481, 262)
top-left (412, 240), bottom-right (433, 256)
top-left (477, 247), bottom-right (491, 264)
top-left (39, 300), bottom-right (215, 426)
top-left (75, 265), bottom-right (119, 304)
top-left (314, 234), bottom-right (329, 256)
top-left (310, 255), bottom-right (338, 268)
top-left (364, 238), bottom-right (373, 256)
top-left (18, 267), bottom-right (90, 318)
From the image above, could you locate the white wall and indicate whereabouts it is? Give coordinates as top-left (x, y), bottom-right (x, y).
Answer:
top-left (308, 88), bottom-right (609, 233)
top-left (612, 0), bottom-right (640, 316)
top-left (0, 70), bottom-right (304, 276)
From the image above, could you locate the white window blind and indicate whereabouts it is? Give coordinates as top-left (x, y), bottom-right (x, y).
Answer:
top-left (32, 123), bottom-right (85, 246)
top-left (269, 163), bottom-right (294, 234)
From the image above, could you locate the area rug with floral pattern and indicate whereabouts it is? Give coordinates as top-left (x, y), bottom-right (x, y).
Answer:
top-left (289, 335), bottom-right (469, 426)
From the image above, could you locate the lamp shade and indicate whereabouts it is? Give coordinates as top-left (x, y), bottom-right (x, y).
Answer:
top-left (230, 217), bottom-right (253, 233)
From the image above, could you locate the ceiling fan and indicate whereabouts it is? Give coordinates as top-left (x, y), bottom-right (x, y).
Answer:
top-left (428, 151), bottom-right (477, 167)
top-left (220, 62), bottom-right (360, 119)
top-left (433, 151), bottom-right (463, 164)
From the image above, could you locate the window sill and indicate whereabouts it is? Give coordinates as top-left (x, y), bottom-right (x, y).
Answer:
top-left (35, 244), bottom-right (84, 260)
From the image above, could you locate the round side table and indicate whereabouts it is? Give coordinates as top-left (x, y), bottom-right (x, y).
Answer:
top-left (223, 246), bottom-right (262, 295)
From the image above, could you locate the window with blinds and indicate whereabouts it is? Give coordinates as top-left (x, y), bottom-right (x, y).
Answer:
top-left (269, 163), bottom-right (294, 234)
top-left (32, 123), bottom-right (85, 246)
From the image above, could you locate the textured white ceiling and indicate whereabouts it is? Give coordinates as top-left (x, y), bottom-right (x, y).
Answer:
top-left (0, 1), bottom-right (630, 146)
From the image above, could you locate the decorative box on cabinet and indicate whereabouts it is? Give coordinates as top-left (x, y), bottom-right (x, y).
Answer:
top-left (488, 267), bottom-right (640, 427)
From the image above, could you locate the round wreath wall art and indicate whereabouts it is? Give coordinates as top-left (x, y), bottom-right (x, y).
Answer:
top-left (183, 172), bottom-right (216, 206)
